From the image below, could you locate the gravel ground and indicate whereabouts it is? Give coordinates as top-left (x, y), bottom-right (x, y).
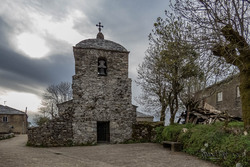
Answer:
top-left (0, 135), bottom-right (220, 167)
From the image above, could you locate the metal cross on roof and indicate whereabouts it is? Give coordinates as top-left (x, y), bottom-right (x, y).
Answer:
top-left (96, 22), bottom-right (104, 32)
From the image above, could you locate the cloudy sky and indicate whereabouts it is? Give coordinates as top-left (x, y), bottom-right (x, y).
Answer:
top-left (0, 0), bottom-right (170, 114)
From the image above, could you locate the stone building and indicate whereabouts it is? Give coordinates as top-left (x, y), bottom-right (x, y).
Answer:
top-left (197, 75), bottom-right (241, 117)
top-left (28, 28), bottom-right (136, 146)
top-left (0, 105), bottom-right (28, 134)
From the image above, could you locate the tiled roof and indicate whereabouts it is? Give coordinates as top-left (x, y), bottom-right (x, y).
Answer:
top-left (0, 105), bottom-right (25, 115)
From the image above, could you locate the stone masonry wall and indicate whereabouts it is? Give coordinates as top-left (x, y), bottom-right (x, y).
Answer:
top-left (72, 47), bottom-right (136, 144)
top-left (132, 121), bottom-right (164, 142)
top-left (73, 48), bottom-right (129, 78)
top-left (27, 109), bottom-right (74, 147)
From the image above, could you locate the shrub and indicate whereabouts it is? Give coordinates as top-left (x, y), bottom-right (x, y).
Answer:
top-left (155, 126), bottom-right (165, 143)
top-left (161, 123), bottom-right (194, 142)
top-left (161, 122), bottom-right (250, 167)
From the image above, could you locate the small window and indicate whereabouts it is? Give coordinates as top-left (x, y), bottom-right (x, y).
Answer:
top-left (217, 92), bottom-right (223, 102)
top-left (236, 86), bottom-right (240, 98)
top-left (98, 58), bottom-right (107, 76)
top-left (3, 116), bottom-right (8, 122)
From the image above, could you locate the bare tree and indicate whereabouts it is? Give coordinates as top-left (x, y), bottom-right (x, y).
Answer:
top-left (39, 82), bottom-right (72, 118)
top-left (172, 0), bottom-right (250, 129)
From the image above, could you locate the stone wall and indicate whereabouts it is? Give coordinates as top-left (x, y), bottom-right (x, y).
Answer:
top-left (0, 133), bottom-right (14, 140)
top-left (71, 47), bottom-right (136, 144)
top-left (27, 110), bottom-right (73, 147)
top-left (136, 117), bottom-right (154, 122)
top-left (132, 121), bottom-right (164, 142)
top-left (136, 112), bottom-right (154, 122)
top-left (57, 100), bottom-right (73, 115)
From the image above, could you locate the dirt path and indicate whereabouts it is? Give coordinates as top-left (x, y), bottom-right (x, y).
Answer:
top-left (0, 135), bottom-right (220, 167)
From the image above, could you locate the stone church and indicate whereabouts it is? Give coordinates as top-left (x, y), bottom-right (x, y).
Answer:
top-left (28, 24), bottom-right (136, 146)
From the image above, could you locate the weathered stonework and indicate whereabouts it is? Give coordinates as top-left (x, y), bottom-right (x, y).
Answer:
top-left (72, 35), bottom-right (136, 144)
top-left (27, 110), bottom-right (74, 146)
top-left (28, 32), bottom-right (136, 146)
top-left (136, 112), bottom-right (154, 122)
top-left (132, 122), bottom-right (164, 142)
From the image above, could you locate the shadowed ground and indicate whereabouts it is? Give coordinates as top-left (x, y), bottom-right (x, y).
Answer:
top-left (0, 135), bottom-right (219, 167)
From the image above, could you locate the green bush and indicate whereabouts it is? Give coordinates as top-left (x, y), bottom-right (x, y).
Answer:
top-left (155, 126), bottom-right (165, 143)
top-left (161, 122), bottom-right (249, 167)
top-left (161, 123), bottom-right (194, 142)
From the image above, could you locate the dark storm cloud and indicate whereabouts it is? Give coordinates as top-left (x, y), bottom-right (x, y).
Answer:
top-left (0, 0), bottom-right (77, 95)
top-left (73, 0), bottom-right (170, 41)
top-left (0, 0), bottom-right (171, 102)
top-left (23, 0), bottom-right (73, 21)
top-left (0, 69), bottom-right (42, 94)
top-left (0, 18), bottom-right (13, 47)
top-left (0, 16), bottom-right (74, 94)
top-left (0, 44), bottom-right (74, 94)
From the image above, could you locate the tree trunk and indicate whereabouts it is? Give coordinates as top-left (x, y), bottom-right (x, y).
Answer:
top-left (185, 105), bottom-right (191, 123)
top-left (239, 70), bottom-right (250, 130)
top-left (160, 105), bottom-right (167, 122)
top-left (170, 113), bottom-right (175, 125)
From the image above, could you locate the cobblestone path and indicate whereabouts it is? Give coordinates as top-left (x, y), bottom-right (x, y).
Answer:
top-left (0, 135), bottom-right (219, 167)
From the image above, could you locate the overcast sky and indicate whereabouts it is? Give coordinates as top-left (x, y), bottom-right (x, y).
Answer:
top-left (0, 0), bottom-right (170, 113)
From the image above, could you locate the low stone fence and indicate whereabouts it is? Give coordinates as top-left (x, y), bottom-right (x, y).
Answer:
top-left (0, 133), bottom-right (15, 140)
top-left (27, 111), bottom-right (73, 147)
top-left (132, 121), bottom-right (164, 142)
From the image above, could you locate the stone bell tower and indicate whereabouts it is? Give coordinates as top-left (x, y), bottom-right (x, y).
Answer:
top-left (71, 23), bottom-right (136, 144)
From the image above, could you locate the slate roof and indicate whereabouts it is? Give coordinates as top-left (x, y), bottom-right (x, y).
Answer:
top-left (75, 38), bottom-right (128, 52)
top-left (0, 105), bottom-right (26, 115)
top-left (136, 111), bottom-right (154, 118)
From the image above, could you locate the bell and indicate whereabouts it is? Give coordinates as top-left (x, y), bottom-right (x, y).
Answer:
top-left (98, 60), bottom-right (106, 68)
top-left (99, 68), bottom-right (106, 75)
top-left (98, 59), bottom-right (107, 76)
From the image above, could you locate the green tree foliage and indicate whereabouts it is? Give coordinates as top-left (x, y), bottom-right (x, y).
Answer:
top-left (136, 44), bottom-right (169, 121)
top-left (172, 0), bottom-right (250, 129)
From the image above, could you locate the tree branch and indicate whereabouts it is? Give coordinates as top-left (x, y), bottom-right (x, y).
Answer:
top-left (221, 24), bottom-right (249, 55)
top-left (212, 44), bottom-right (239, 66)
